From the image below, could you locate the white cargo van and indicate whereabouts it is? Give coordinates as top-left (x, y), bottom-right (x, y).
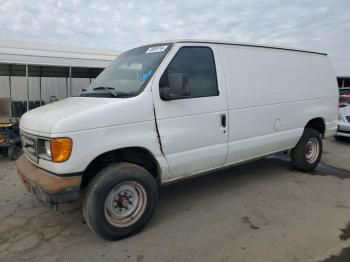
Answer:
top-left (16, 40), bottom-right (339, 240)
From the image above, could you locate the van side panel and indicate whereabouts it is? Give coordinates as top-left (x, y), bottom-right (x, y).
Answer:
top-left (220, 45), bottom-right (338, 166)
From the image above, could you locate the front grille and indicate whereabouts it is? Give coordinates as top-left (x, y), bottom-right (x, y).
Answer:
top-left (21, 132), bottom-right (38, 163)
top-left (346, 116), bottom-right (350, 123)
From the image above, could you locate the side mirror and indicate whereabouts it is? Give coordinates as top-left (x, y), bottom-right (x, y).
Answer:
top-left (160, 73), bottom-right (189, 100)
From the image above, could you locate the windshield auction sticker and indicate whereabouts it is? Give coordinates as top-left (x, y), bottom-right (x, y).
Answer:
top-left (146, 45), bottom-right (168, 54)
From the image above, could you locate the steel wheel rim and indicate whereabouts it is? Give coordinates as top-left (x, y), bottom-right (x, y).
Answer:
top-left (104, 181), bottom-right (147, 228)
top-left (305, 137), bottom-right (319, 164)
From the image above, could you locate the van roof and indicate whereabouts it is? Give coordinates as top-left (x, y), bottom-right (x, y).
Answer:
top-left (151, 39), bottom-right (327, 56)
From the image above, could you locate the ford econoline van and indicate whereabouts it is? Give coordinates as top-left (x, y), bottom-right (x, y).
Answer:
top-left (16, 40), bottom-right (339, 240)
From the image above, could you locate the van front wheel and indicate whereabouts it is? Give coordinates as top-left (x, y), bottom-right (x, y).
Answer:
top-left (291, 128), bottom-right (322, 172)
top-left (83, 162), bottom-right (158, 241)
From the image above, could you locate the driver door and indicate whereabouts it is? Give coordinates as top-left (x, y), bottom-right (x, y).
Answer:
top-left (152, 44), bottom-right (229, 178)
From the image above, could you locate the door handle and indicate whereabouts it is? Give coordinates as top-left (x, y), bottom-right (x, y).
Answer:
top-left (220, 114), bottom-right (226, 128)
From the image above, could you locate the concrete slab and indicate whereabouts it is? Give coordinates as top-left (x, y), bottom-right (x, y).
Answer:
top-left (0, 138), bottom-right (349, 262)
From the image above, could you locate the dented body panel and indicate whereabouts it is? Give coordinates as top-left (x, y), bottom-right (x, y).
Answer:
top-left (19, 91), bottom-right (170, 179)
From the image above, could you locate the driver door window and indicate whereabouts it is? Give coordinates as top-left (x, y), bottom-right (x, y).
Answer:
top-left (160, 47), bottom-right (219, 99)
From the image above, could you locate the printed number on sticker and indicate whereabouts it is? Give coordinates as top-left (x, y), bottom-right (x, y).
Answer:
top-left (146, 45), bottom-right (168, 54)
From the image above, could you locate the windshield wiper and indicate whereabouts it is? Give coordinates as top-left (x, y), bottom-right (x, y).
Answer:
top-left (81, 87), bottom-right (137, 98)
top-left (92, 86), bottom-right (118, 97)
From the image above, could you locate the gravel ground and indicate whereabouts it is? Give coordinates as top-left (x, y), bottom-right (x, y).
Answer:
top-left (0, 138), bottom-right (349, 262)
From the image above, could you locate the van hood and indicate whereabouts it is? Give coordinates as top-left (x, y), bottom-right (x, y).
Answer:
top-left (20, 97), bottom-right (115, 134)
top-left (20, 95), bottom-right (154, 134)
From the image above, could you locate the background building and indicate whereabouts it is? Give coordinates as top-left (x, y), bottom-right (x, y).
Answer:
top-left (0, 40), bottom-right (119, 118)
top-left (337, 76), bottom-right (350, 88)
top-left (337, 76), bottom-right (350, 107)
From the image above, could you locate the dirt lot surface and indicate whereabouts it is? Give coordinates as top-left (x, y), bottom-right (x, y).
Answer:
top-left (0, 138), bottom-right (350, 262)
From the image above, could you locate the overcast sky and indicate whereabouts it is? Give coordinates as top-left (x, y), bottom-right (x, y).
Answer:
top-left (0, 0), bottom-right (349, 75)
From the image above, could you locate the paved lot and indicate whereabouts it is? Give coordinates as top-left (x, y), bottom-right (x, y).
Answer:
top-left (0, 138), bottom-right (350, 262)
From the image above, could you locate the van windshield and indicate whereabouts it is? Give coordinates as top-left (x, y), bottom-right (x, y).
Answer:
top-left (81, 44), bottom-right (172, 98)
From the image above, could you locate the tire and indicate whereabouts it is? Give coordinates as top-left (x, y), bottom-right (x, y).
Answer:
top-left (0, 148), bottom-right (8, 158)
top-left (8, 145), bottom-right (22, 161)
top-left (83, 162), bottom-right (158, 241)
top-left (335, 135), bottom-right (349, 141)
top-left (291, 128), bottom-right (322, 172)
top-left (8, 146), bottom-right (16, 161)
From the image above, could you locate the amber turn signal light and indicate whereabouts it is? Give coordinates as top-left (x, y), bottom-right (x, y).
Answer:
top-left (50, 137), bottom-right (72, 163)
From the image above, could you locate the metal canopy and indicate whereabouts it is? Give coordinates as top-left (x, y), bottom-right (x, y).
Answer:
top-left (0, 40), bottom-right (119, 67)
top-left (337, 77), bottom-right (350, 88)
top-left (0, 40), bottom-right (120, 118)
top-left (0, 64), bottom-right (103, 78)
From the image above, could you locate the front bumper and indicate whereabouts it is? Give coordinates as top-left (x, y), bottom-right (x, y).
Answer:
top-left (336, 121), bottom-right (350, 138)
top-left (16, 155), bottom-right (82, 204)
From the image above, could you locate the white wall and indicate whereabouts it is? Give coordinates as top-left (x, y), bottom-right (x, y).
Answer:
top-left (10, 76), bottom-right (26, 101)
top-left (1, 76), bottom-right (94, 102)
top-left (0, 76), bottom-right (10, 98)
top-left (41, 77), bottom-right (68, 103)
top-left (29, 77), bottom-right (40, 101)
top-left (71, 78), bottom-right (90, 96)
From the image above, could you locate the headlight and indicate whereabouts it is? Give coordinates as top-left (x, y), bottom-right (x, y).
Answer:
top-left (37, 137), bottom-right (72, 162)
top-left (50, 137), bottom-right (73, 163)
top-left (44, 140), bottom-right (51, 157)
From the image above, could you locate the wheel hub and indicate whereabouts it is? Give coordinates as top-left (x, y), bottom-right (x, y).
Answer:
top-left (305, 137), bottom-right (319, 164)
top-left (104, 181), bottom-right (147, 228)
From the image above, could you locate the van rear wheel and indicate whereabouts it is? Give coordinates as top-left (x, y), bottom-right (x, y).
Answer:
top-left (291, 128), bottom-right (322, 172)
top-left (83, 162), bottom-right (158, 240)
